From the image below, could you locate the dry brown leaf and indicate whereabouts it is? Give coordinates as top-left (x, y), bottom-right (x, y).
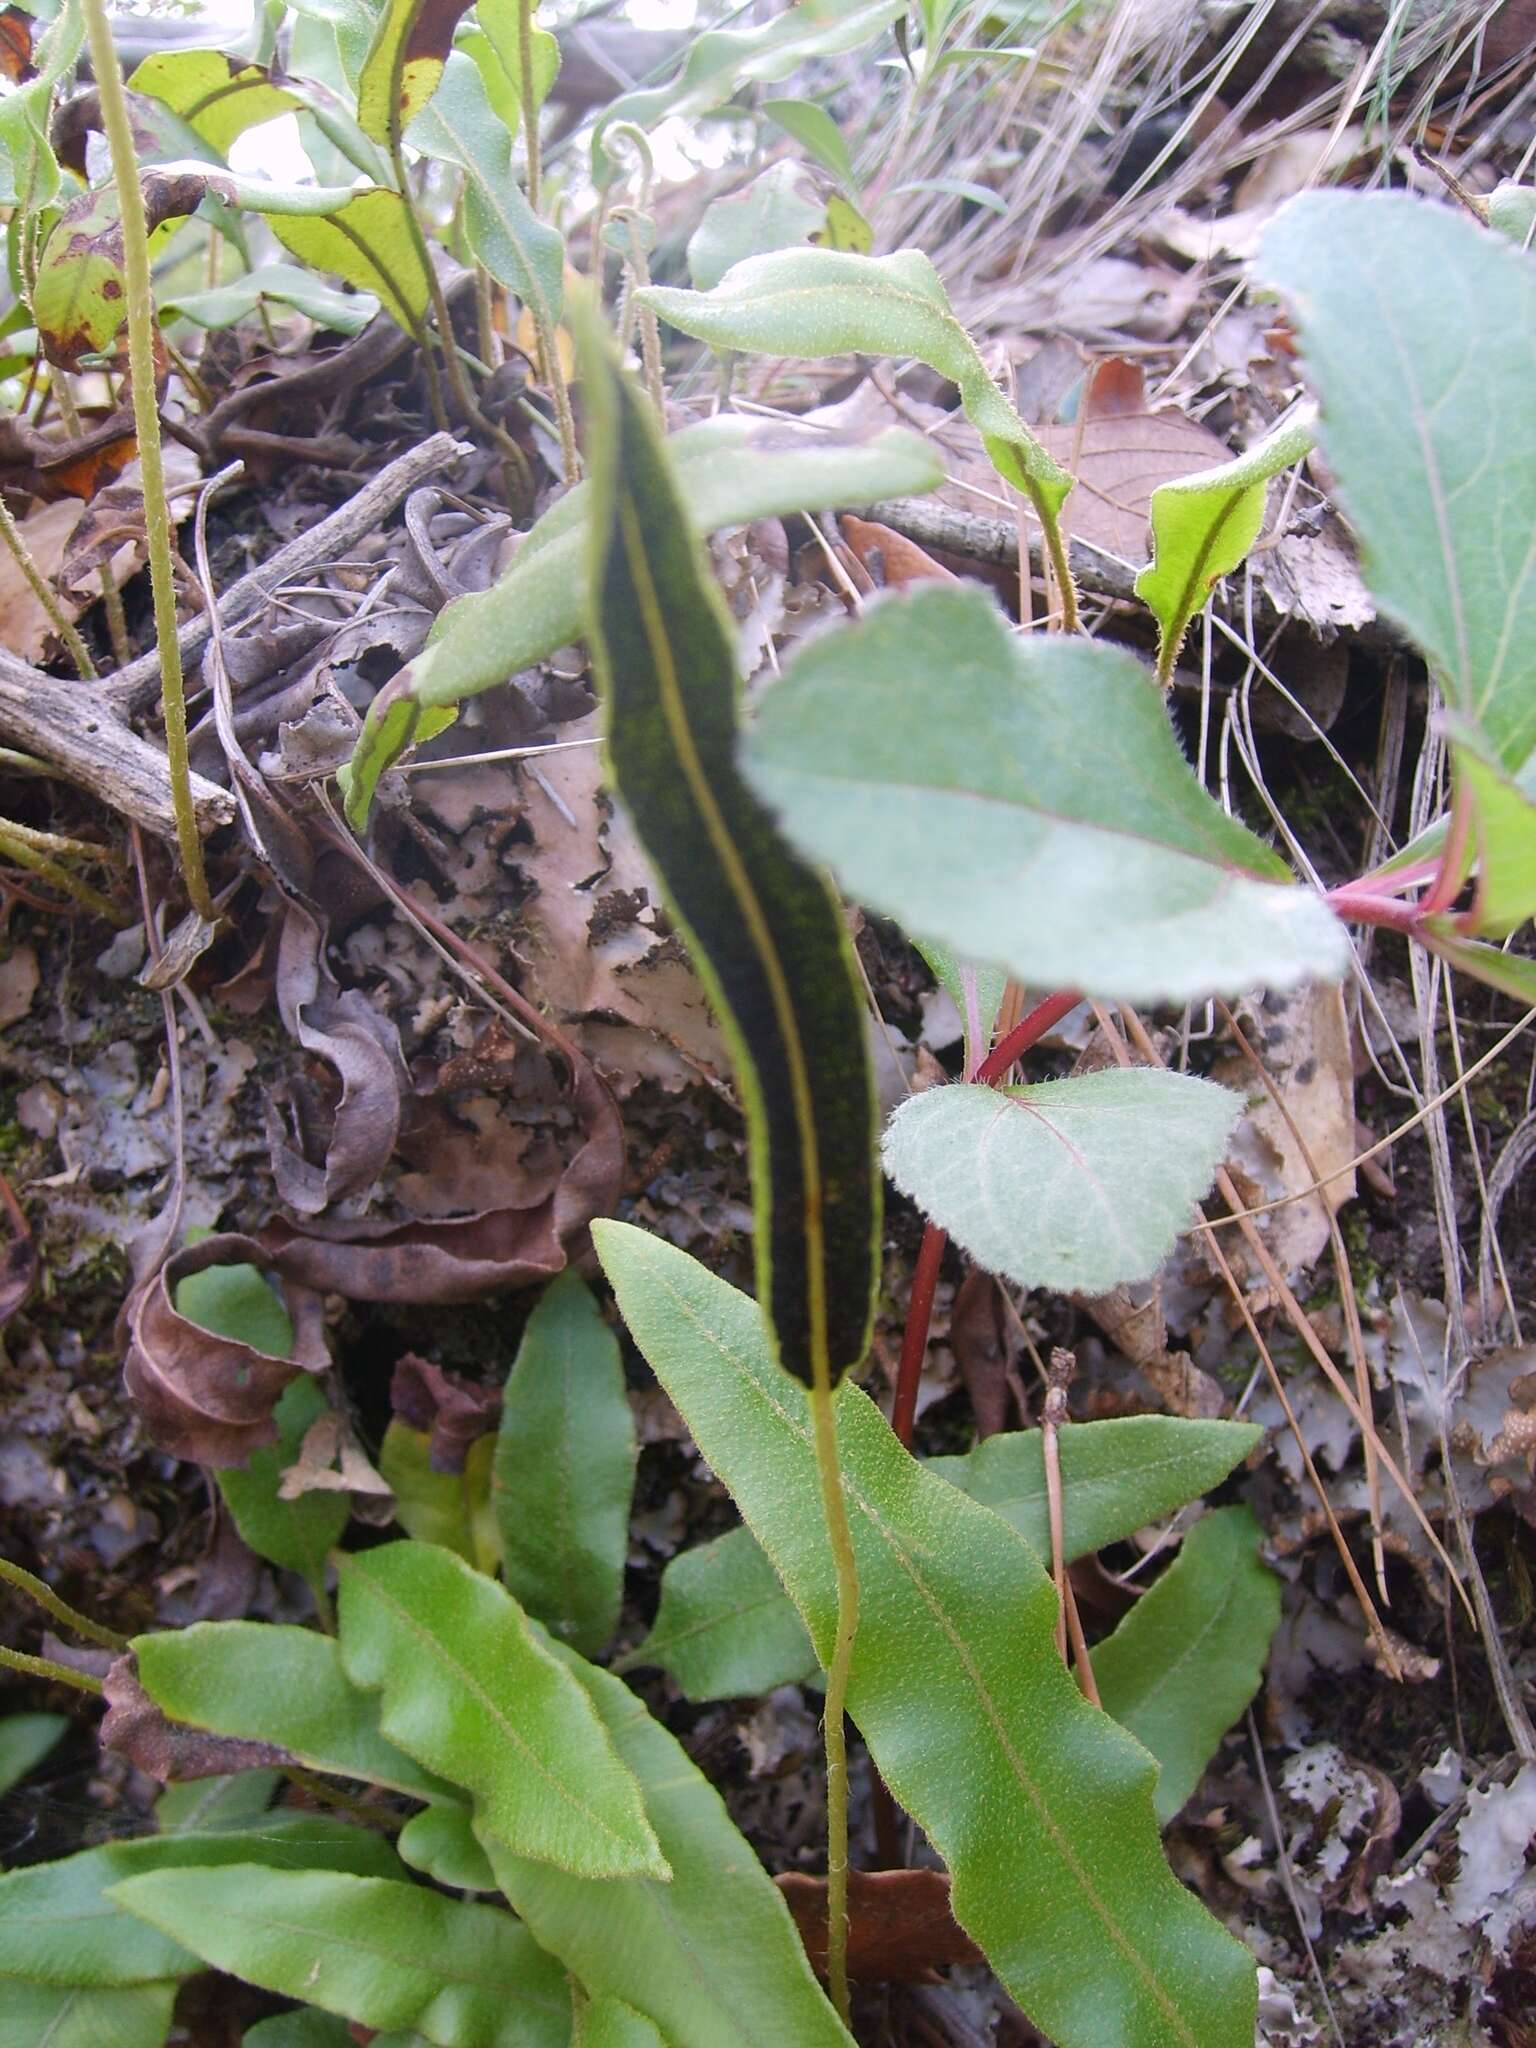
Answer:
top-left (101, 1654), bottom-right (292, 1781)
top-left (268, 900), bottom-right (409, 1217)
top-left (121, 1232), bottom-right (330, 1468)
top-left (391, 1353), bottom-right (501, 1472)
top-left (949, 1266), bottom-right (1019, 1438)
top-left (840, 514), bottom-right (960, 589)
top-left (514, 713), bottom-right (726, 1088)
top-left (776, 1868), bottom-right (983, 1983)
top-left (1216, 983), bottom-right (1356, 1284)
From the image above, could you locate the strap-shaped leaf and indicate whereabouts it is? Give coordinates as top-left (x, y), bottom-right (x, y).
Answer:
top-left (0, 1980), bottom-right (178, 2048)
top-left (335, 1539), bottom-right (668, 1878)
top-left (593, 1222), bottom-right (1258, 2048)
top-left (629, 1416), bottom-right (1260, 1700)
top-left (409, 55), bottom-right (563, 325)
top-left (742, 584), bottom-right (1348, 1000)
top-left (268, 188), bottom-right (435, 335)
top-left (1134, 409), bottom-right (1314, 684)
top-left (478, 1636), bottom-right (854, 2047)
top-left (357, 0), bottom-right (473, 141)
top-left (340, 414), bottom-right (940, 827)
top-left (493, 1271), bottom-right (636, 1657)
top-left (637, 247), bottom-right (1072, 540)
top-left (107, 1868), bottom-right (572, 2048)
top-left (580, 318), bottom-right (879, 1386)
top-left (135, 1620), bottom-right (448, 1799)
top-left (1261, 192), bottom-right (1536, 775)
top-left (1093, 1506), bottom-right (1280, 1824)
top-left (881, 1069), bottom-right (1243, 1296)
top-left (398, 1802), bottom-right (499, 1892)
top-left (0, 1818), bottom-right (401, 1988)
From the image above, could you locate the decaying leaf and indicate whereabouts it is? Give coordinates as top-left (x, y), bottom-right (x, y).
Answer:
top-left (0, 1167), bottom-right (36, 1326)
top-left (391, 1352), bottom-right (502, 1472)
top-left (776, 1868), bottom-right (983, 1983)
top-left (268, 900), bottom-right (409, 1217)
top-left (122, 1233), bottom-right (329, 1468)
top-left (100, 1654), bottom-right (294, 1781)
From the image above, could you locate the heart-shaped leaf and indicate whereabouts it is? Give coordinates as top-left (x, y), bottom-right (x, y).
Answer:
top-left (743, 584), bottom-right (1348, 1000)
top-left (881, 1069), bottom-right (1243, 1295)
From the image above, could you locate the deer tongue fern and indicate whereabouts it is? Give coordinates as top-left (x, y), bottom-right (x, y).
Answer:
top-left (575, 299), bottom-right (879, 2025)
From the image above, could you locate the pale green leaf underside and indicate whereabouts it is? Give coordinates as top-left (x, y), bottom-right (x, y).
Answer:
top-left (409, 54), bottom-right (564, 326)
top-left (744, 585), bottom-right (1348, 1000)
top-left (594, 1222), bottom-right (1257, 2048)
top-left (1093, 1506), bottom-right (1281, 1823)
top-left (1260, 191), bottom-right (1536, 774)
top-left (108, 1868), bottom-right (571, 2048)
top-left (632, 1415), bottom-right (1259, 1702)
top-left (480, 1636), bottom-right (854, 2048)
top-left (336, 1540), bottom-right (667, 1879)
top-left (687, 162), bottom-right (826, 292)
top-left (882, 1068), bottom-right (1243, 1295)
top-left (410, 415), bottom-right (943, 709)
top-left (638, 246), bottom-right (1071, 511)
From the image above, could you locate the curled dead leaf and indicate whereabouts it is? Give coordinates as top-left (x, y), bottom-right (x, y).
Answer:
top-left (268, 900), bottom-right (408, 1216)
top-left (122, 1232), bottom-right (329, 1468)
top-left (101, 1653), bottom-right (293, 1781)
top-left (390, 1353), bottom-right (501, 1473)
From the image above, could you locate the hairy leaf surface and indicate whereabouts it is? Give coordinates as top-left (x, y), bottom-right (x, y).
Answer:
top-left (638, 247), bottom-right (1071, 522)
top-left (1261, 193), bottom-right (1536, 774)
top-left (594, 1222), bottom-right (1257, 2047)
top-left (743, 586), bottom-right (1347, 999)
top-left (480, 1638), bottom-right (853, 2047)
top-left (336, 1540), bottom-right (666, 1877)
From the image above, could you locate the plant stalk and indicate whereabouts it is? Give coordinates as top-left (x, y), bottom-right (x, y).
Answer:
top-left (81, 0), bottom-right (215, 922)
top-left (516, 0), bottom-right (541, 215)
top-left (0, 1643), bottom-right (104, 1693)
top-left (807, 1376), bottom-right (858, 2027)
top-left (0, 1554), bottom-right (130, 1651)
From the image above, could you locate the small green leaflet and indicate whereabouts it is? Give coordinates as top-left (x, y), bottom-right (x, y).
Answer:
top-left (0, 1711), bottom-right (67, 1798)
top-left (579, 310), bottom-right (879, 1386)
top-left (1093, 1506), bottom-right (1280, 1824)
top-left (881, 1069), bottom-right (1244, 1296)
top-left (1135, 409), bottom-right (1315, 684)
top-left (493, 1271), bottom-right (636, 1657)
top-left (743, 585), bottom-right (1348, 1001)
top-left (594, 1223), bottom-right (1258, 2048)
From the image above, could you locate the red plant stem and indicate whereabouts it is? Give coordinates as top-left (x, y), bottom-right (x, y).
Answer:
top-left (890, 989), bottom-right (1083, 1450)
top-left (892, 1221), bottom-right (946, 1449)
top-left (1324, 885), bottom-right (1426, 935)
